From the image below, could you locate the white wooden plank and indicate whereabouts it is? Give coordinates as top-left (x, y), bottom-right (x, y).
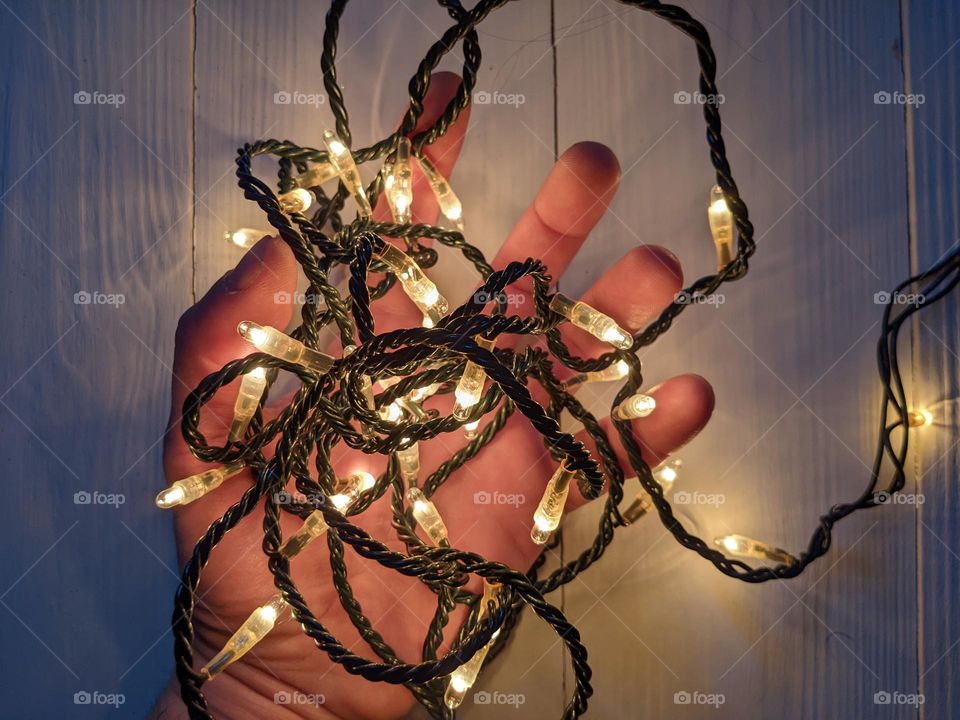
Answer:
top-left (555, 1), bottom-right (916, 717)
top-left (903, 2), bottom-right (960, 716)
top-left (0, 1), bottom-right (193, 716)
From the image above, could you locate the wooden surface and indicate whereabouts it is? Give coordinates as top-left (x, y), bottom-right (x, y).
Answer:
top-left (0, 2), bottom-right (955, 718)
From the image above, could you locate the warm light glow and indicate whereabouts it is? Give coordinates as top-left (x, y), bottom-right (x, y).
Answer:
top-left (714, 534), bottom-right (796, 566)
top-left (278, 187), bottom-right (313, 214)
top-left (708, 184), bottom-right (735, 269)
top-left (237, 321), bottom-right (334, 374)
top-left (406, 486), bottom-right (448, 546)
top-left (530, 463), bottom-right (577, 544)
top-left (452, 336), bottom-right (496, 421)
top-left (377, 243), bottom-right (449, 321)
top-left (225, 228), bottom-right (268, 249)
top-left (383, 136), bottom-right (414, 224)
top-left (565, 359), bottom-right (631, 388)
top-left (418, 154), bottom-right (464, 230)
top-left (549, 293), bottom-right (632, 351)
top-left (464, 420), bottom-right (480, 440)
top-left (322, 129), bottom-right (373, 217)
top-left (397, 442), bottom-right (420, 482)
top-left (229, 367), bottom-right (269, 442)
top-left (156, 462), bottom-right (246, 509)
top-left (614, 393), bottom-right (656, 420)
top-left (201, 595), bottom-right (287, 678)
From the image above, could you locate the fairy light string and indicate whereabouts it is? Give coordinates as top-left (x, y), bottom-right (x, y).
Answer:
top-left (161, 1), bottom-right (960, 718)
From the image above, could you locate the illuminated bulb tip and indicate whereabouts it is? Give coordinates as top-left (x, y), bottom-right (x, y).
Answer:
top-left (201, 596), bottom-right (286, 679)
top-left (225, 228), bottom-right (268, 249)
top-left (614, 393), bottom-right (657, 420)
top-left (714, 534), bottom-right (797, 566)
top-left (406, 487), bottom-right (448, 546)
top-left (155, 485), bottom-right (185, 509)
top-left (549, 293), bottom-right (632, 350)
top-left (236, 321), bottom-right (334, 374)
top-left (278, 188), bottom-right (313, 214)
top-left (422, 286), bottom-right (440, 307)
top-left (329, 139), bottom-right (346, 155)
top-left (722, 536), bottom-right (739, 552)
top-left (331, 493), bottom-right (351, 510)
top-left (464, 420), bottom-right (480, 439)
top-left (708, 184), bottom-right (735, 269)
top-left (530, 463), bottom-right (576, 545)
top-left (422, 315), bottom-right (435, 328)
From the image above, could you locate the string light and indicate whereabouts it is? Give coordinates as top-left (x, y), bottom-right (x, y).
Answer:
top-left (444, 580), bottom-right (501, 709)
top-left (396, 441), bottom-right (421, 483)
top-left (406, 486), bottom-right (448, 546)
top-left (155, 461), bottom-right (245, 509)
top-left (228, 367), bottom-right (268, 442)
top-left (908, 398), bottom-right (959, 427)
top-left (163, 3), bottom-right (960, 715)
top-left (463, 419), bottom-right (480, 440)
top-left (201, 595), bottom-right (287, 678)
top-left (376, 243), bottom-right (449, 325)
top-left (708, 184), bottom-right (735, 270)
top-left (622, 458), bottom-right (682, 524)
top-left (530, 462), bottom-right (578, 545)
top-left (549, 293), bottom-right (632, 350)
top-left (224, 227), bottom-right (269, 250)
top-left (322, 129), bottom-right (373, 217)
top-left (714, 534), bottom-right (797, 566)
top-left (237, 321), bottom-right (334, 374)
top-left (452, 335), bottom-right (496, 420)
top-left (383, 136), bottom-right (414, 223)
top-left (418, 153), bottom-right (464, 230)
top-left (277, 187), bottom-right (313, 214)
top-left (613, 393), bottom-right (657, 420)
top-left (563, 359), bottom-right (630, 388)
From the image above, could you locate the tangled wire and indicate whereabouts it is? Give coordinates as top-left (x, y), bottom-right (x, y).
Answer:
top-left (168, 1), bottom-right (960, 717)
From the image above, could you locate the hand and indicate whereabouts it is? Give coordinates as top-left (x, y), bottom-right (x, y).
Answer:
top-left (152, 72), bottom-right (714, 720)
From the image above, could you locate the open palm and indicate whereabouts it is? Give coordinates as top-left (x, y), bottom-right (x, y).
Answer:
top-left (157, 72), bottom-right (714, 720)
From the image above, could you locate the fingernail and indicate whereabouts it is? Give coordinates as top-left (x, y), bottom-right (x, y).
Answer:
top-left (225, 236), bottom-right (273, 293)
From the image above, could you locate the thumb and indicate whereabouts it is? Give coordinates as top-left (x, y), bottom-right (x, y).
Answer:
top-left (166, 235), bottom-right (299, 476)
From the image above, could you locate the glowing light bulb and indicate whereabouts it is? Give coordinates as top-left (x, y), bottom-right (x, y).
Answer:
top-left (909, 398), bottom-right (959, 427)
top-left (322, 129), bottom-right (373, 217)
top-left (379, 401), bottom-right (403, 423)
top-left (549, 293), bottom-right (632, 350)
top-left (377, 243), bottom-right (449, 321)
top-left (444, 581), bottom-right (502, 709)
top-left (330, 471), bottom-right (376, 510)
top-left (237, 321), bottom-right (334, 374)
top-left (708, 185), bottom-right (735, 270)
top-left (409, 382), bottom-right (441, 403)
top-left (229, 367), bottom-right (268, 442)
top-left (295, 161), bottom-right (340, 189)
top-left (406, 486), bottom-right (448, 546)
top-left (530, 462), bottom-right (577, 544)
top-left (714, 534), bottom-right (797, 566)
top-left (201, 595), bottom-right (287, 678)
top-left (277, 187), bottom-right (313, 214)
top-left (396, 442), bottom-right (420, 483)
top-left (453, 336), bottom-right (496, 421)
top-left (621, 458), bottom-right (682, 524)
top-left (614, 393), bottom-right (656, 420)
top-left (224, 228), bottom-right (269, 250)
top-left (564, 359), bottom-right (631, 388)
top-left (383, 136), bottom-right (414, 224)
top-left (464, 419), bottom-right (480, 440)
top-left (155, 461), bottom-right (246, 509)
top-left (418, 154), bottom-right (463, 230)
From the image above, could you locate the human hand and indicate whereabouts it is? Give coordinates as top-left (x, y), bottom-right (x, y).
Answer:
top-left (153, 72), bottom-right (714, 719)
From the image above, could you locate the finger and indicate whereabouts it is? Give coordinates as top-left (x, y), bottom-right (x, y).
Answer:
top-left (165, 235), bottom-right (299, 478)
top-left (568, 372), bottom-right (715, 510)
top-left (371, 71), bottom-right (472, 333)
top-left (488, 142), bottom-right (620, 331)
